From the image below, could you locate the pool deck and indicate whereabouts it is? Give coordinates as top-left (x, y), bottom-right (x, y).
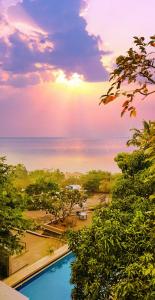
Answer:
top-left (0, 281), bottom-right (28, 300)
top-left (4, 244), bottom-right (69, 288)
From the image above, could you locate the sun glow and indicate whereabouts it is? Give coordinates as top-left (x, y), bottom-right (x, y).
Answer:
top-left (55, 71), bottom-right (84, 88)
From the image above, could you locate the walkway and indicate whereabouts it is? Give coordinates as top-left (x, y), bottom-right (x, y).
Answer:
top-left (0, 281), bottom-right (28, 300)
top-left (4, 244), bottom-right (69, 288)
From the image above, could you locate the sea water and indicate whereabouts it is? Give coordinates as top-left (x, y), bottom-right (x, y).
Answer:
top-left (0, 137), bottom-right (129, 172)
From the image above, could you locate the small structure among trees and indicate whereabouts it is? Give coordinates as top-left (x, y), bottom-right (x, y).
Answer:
top-left (66, 184), bottom-right (81, 191)
top-left (78, 211), bottom-right (87, 220)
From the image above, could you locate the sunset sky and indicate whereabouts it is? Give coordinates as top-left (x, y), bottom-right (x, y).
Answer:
top-left (0, 0), bottom-right (155, 138)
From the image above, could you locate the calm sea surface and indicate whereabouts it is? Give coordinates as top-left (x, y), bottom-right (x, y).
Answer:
top-left (0, 137), bottom-right (130, 173)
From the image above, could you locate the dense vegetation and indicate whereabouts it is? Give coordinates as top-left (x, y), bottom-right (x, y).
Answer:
top-left (0, 159), bottom-right (113, 253)
top-left (81, 170), bottom-right (112, 194)
top-left (0, 160), bottom-right (111, 277)
top-left (68, 121), bottom-right (155, 299)
top-left (69, 36), bottom-right (155, 300)
top-left (69, 34), bottom-right (155, 299)
top-left (0, 157), bottom-right (30, 256)
top-left (10, 164), bottom-right (115, 195)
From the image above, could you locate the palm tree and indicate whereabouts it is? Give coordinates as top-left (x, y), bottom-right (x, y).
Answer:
top-left (127, 120), bottom-right (155, 149)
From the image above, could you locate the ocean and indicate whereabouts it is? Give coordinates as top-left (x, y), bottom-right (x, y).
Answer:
top-left (0, 137), bottom-right (130, 173)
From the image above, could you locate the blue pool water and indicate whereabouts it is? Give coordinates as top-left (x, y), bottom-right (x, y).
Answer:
top-left (17, 253), bottom-right (74, 300)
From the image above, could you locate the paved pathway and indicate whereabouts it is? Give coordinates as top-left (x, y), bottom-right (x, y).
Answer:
top-left (0, 281), bottom-right (28, 300)
top-left (4, 244), bottom-right (69, 288)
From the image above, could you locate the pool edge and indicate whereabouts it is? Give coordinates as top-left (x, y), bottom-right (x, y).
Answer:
top-left (16, 251), bottom-right (73, 290)
top-left (3, 244), bottom-right (69, 288)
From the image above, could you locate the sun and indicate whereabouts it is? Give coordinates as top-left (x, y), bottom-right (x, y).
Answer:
top-left (55, 71), bottom-right (84, 88)
top-left (68, 73), bottom-right (84, 87)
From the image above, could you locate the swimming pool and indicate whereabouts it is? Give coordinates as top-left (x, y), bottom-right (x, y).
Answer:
top-left (17, 253), bottom-right (74, 300)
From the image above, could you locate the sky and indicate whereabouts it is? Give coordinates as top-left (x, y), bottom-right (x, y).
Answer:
top-left (0, 0), bottom-right (154, 138)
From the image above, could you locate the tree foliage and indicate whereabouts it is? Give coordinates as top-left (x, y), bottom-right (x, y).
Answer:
top-left (26, 179), bottom-right (59, 210)
top-left (25, 177), bottom-right (87, 222)
top-left (68, 125), bottom-right (155, 299)
top-left (29, 169), bottom-right (65, 186)
top-left (0, 157), bottom-right (30, 255)
top-left (100, 36), bottom-right (155, 116)
top-left (82, 170), bottom-right (111, 194)
top-left (127, 120), bottom-right (155, 167)
top-left (10, 164), bottom-right (31, 190)
top-left (38, 189), bottom-right (87, 223)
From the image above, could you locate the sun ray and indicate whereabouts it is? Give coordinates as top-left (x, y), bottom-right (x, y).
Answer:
top-left (55, 71), bottom-right (84, 88)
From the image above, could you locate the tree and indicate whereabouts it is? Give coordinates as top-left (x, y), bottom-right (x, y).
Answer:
top-left (0, 157), bottom-right (30, 256)
top-left (68, 35), bottom-right (155, 300)
top-left (100, 36), bottom-right (155, 116)
top-left (82, 170), bottom-right (111, 194)
top-left (68, 136), bottom-right (155, 299)
top-left (99, 180), bottom-right (111, 193)
top-left (40, 189), bottom-right (87, 223)
top-left (29, 169), bottom-right (65, 185)
top-left (10, 164), bottom-right (31, 190)
top-left (25, 180), bottom-right (59, 210)
top-left (62, 175), bottom-right (81, 188)
top-left (127, 120), bottom-right (155, 167)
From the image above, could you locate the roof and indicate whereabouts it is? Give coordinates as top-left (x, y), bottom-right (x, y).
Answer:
top-left (79, 211), bottom-right (87, 216)
top-left (66, 185), bottom-right (81, 190)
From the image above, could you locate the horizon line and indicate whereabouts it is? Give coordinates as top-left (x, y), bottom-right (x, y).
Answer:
top-left (0, 136), bottom-right (130, 140)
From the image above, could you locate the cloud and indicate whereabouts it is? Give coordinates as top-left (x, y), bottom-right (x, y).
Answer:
top-left (0, 14), bottom-right (55, 86)
top-left (0, 0), bottom-right (109, 86)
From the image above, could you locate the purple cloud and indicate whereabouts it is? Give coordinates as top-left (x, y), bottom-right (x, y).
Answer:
top-left (0, 0), bottom-right (109, 86)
